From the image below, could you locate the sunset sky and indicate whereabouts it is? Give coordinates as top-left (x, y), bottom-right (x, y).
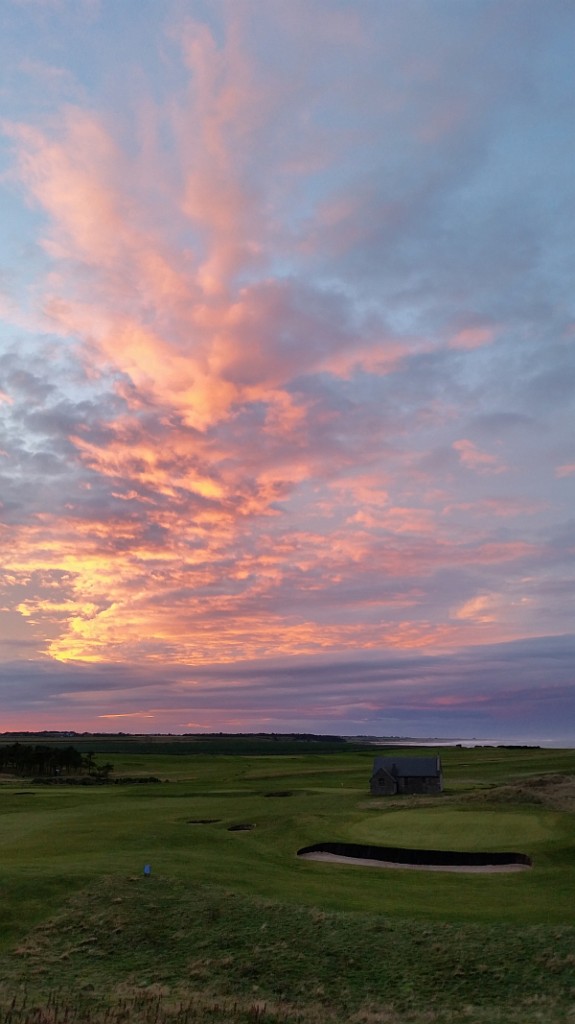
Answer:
top-left (1, 0), bottom-right (574, 741)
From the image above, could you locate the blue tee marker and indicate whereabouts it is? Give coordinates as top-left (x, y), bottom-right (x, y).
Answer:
top-left (144, 864), bottom-right (151, 877)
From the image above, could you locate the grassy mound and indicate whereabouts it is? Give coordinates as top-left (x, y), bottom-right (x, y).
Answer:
top-left (467, 774), bottom-right (575, 811)
top-left (2, 875), bottom-right (575, 1024)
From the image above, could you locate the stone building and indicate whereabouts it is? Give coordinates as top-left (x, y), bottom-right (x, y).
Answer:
top-left (369, 755), bottom-right (443, 795)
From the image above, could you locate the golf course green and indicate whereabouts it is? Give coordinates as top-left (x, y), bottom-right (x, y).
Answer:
top-left (1, 740), bottom-right (574, 1023)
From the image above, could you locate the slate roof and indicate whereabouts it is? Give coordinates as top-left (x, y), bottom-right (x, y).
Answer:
top-left (372, 755), bottom-right (441, 777)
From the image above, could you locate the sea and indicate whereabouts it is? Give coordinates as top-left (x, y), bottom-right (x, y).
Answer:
top-left (382, 738), bottom-right (575, 749)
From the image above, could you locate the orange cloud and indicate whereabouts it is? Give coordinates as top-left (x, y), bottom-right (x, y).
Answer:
top-left (453, 594), bottom-right (497, 623)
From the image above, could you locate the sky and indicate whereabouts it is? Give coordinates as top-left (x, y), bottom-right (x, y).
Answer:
top-left (0, 0), bottom-right (574, 741)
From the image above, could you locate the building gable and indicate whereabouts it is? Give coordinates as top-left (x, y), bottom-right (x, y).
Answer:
top-left (372, 755), bottom-right (441, 778)
top-left (369, 754), bottom-right (443, 795)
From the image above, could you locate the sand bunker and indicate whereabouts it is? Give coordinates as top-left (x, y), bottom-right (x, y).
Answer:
top-left (297, 842), bottom-right (532, 873)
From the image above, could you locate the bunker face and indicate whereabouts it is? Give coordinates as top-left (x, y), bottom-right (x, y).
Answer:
top-left (297, 842), bottom-right (532, 873)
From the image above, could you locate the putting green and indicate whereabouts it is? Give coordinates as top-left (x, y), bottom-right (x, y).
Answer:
top-left (350, 808), bottom-right (554, 850)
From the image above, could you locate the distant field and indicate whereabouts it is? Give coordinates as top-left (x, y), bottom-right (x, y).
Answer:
top-left (1, 742), bottom-right (574, 1023)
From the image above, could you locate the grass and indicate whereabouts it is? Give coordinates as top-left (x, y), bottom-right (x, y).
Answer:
top-left (2, 876), bottom-right (575, 1024)
top-left (1, 743), bottom-right (575, 1022)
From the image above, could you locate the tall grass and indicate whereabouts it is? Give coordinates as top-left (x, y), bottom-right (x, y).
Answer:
top-left (2, 876), bottom-right (575, 1024)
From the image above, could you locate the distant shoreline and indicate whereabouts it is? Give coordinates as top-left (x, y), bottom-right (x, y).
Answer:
top-left (0, 730), bottom-right (573, 749)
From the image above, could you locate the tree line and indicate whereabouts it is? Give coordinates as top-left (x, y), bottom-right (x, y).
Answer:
top-left (0, 743), bottom-right (113, 778)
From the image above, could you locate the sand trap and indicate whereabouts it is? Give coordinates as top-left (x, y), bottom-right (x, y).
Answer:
top-left (298, 851), bottom-right (530, 873)
top-left (297, 842), bottom-right (532, 873)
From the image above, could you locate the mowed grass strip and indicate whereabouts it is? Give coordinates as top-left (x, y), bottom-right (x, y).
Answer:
top-left (2, 875), bottom-right (575, 1024)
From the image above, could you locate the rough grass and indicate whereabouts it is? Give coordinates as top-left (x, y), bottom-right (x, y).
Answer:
top-left (2, 876), bottom-right (575, 1024)
top-left (466, 774), bottom-right (575, 811)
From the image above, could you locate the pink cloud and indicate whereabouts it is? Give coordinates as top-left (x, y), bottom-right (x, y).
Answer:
top-left (0, 5), bottom-right (571, 704)
top-left (453, 594), bottom-right (498, 623)
top-left (452, 438), bottom-right (506, 474)
top-left (443, 497), bottom-right (546, 518)
top-left (417, 98), bottom-right (469, 144)
top-left (448, 325), bottom-right (498, 350)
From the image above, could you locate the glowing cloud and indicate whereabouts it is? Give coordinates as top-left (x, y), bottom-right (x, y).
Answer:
top-left (0, 0), bottom-right (573, 738)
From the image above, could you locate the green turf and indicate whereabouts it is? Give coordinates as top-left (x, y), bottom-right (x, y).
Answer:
top-left (1, 749), bottom-right (575, 932)
top-left (349, 806), bottom-right (558, 848)
top-left (2, 875), bottom-right (575, 1024)
top-left (1, 744), bottom-right (575, 1023)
